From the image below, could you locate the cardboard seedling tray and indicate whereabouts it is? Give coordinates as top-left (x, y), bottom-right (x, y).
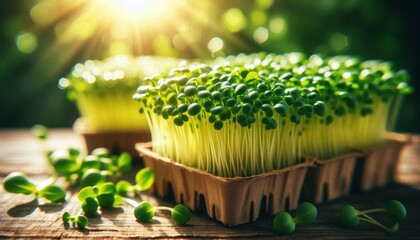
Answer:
top-left (135, 133), bottom-right (415, 226)
top-left (136, 142), bottom-right (312, 227)
top-left (354, 132), bottom-right (418, 191)
top-left (303, 133), bottom-right (415, 203)
top-left (303, 152), bottom-right (360, 204)
top-left (73, 118), bottom-right (151, 156)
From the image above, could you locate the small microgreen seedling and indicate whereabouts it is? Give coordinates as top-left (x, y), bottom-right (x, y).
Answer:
top-left (273, 202), bottom-right (317, 235)
top-left (125, 199), bottom-right (191, 225)
top-left (31, 124), bottom-right (49, 141)
top-left (2, 172), bottom-right (66, 203)
top-left (340, 200), bottom-right (407, 233)
top-left (116, 168), bottom-right (155, 196)
top-left (62, 211), bottom-right (88, 229)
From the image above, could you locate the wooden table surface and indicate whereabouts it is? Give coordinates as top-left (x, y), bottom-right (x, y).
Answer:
top-left (0, 129), bottom-right (419, 239)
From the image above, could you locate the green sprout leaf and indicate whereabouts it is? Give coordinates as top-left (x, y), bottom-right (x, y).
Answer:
top-left (116, 180), bottom-right (131, 196)
top-left (397, 82), bottom-right (413, 95)
top-left (187, 103), bottom-right (202, 116)
top-left (31, 124), bottom-right (49, 140)
top-left (313, 101), bottom-right (326, 116)
top-left (49, 149), bottom-right (78, 175)
top-left (97, 193), bottom-right (115, 208)
top-left (38, 185), bottom-right (66, 202)
top-left (245, 71), bottom-right (259, 81)
top-left (62, 211), bottom-right (71, 223)
top-left (78, 186), bottom-right (96, 202)
top-left (62, 212), bottom-right (88, 228)
top-left (81, 169), bottom-right (105, 187)
top-left (98, 182), bottom-right (117, 195)
top-left (74, 215), bottom-right (88, 229)
top-left (135, 168), bottom-right (154, 191)
top-left (91, 148), bottom-right (109, 158)
top-left (81, 197), bottom-right (99, 216)
top-left (184, 85), bottom-right (198, 96)
top-left (171, 204), bottom-right (191, 225)
top-left (117, 152), bottom-right (132, 173)
top-left (80, 155), bottom-right (102, 173)
top-left (385, 200), bottom-right (406, 223)
top-left (294, 202), bottom-right (317, 224)
top-left (113, 194), bottom-right (123, 207)
top-left (273, 202), bottom-right (317, 235)
top-left (134, 201), bottom-right (155, 222)
top-left (2, 172), bottom-right (37, 195)
top-left (273, 212), bottom-right (295, 235)
top-left (340, 205), bottom-right (360, 227)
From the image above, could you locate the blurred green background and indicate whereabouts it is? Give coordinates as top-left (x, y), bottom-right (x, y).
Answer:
top-left (1, 0), bottom-right (419, 133)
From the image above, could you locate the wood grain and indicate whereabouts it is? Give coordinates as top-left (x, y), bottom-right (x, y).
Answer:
top-left (0, 129), bottom-right (419, 239)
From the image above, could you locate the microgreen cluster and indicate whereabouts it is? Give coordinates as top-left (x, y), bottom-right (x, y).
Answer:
top-left (2, 172), bottom-right (66, 203)
top-left (3, 126), bottom-right (189, 230)
top-left (134, 52), bottom-right (412, 177)
top-left (77, 182), bottom-right (123, 216)
top-left (75, 167), bottom-right (155, 215)
top-left (59, 55), bottom-right (181, 131)
top-left (273, 202), bottom-right (317, 235)
top-left (47, 147), bottom-right (132, 187)
top-left (60, 167), bottom-right (155, 229)
top-left (340, 200), bottom-right (407, 233)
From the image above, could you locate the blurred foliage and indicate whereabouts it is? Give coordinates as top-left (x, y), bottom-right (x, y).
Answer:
top-left (0, 0), bottom-right (419, 132)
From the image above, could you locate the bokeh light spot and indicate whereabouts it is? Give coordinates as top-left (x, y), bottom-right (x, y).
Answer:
top-left (55, 13), bottom-right (97, 43)
top-left (251, 10), bottom-right (267, 26)
top-left (16, 32), bottom-right (38, 54)
top-left (222, 8), bottom-right (247, 33)
top-left (107, 41), bottom-right (130, 57)
top-left (330, 33), bottom-right (348, 51)
top-left (173, 34), bottom-right (187, 51)
top-left (208, 37), bottom-right (224, 53)
top-left (153, 35), bottom-right (178, 57)
top-left (30, 2), bottom-right (54, 25)
top-left (58, 78), bottom-right (70, 89)
top-left (256, 0), bottom-right (274, 10)
top-left (253, 27), bottom-right (269, 44)
top-left (269, 17), bottom-right (287, 36)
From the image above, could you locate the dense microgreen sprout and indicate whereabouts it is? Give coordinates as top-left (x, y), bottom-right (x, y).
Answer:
top-left (134, 53), bottom-right (412, 177)
top-left (340, 200), bottom-right (407, 233)
top-left (59, 55), bottom-right (181, 131)
top-left (273, 202), bottom-right (317, 235)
